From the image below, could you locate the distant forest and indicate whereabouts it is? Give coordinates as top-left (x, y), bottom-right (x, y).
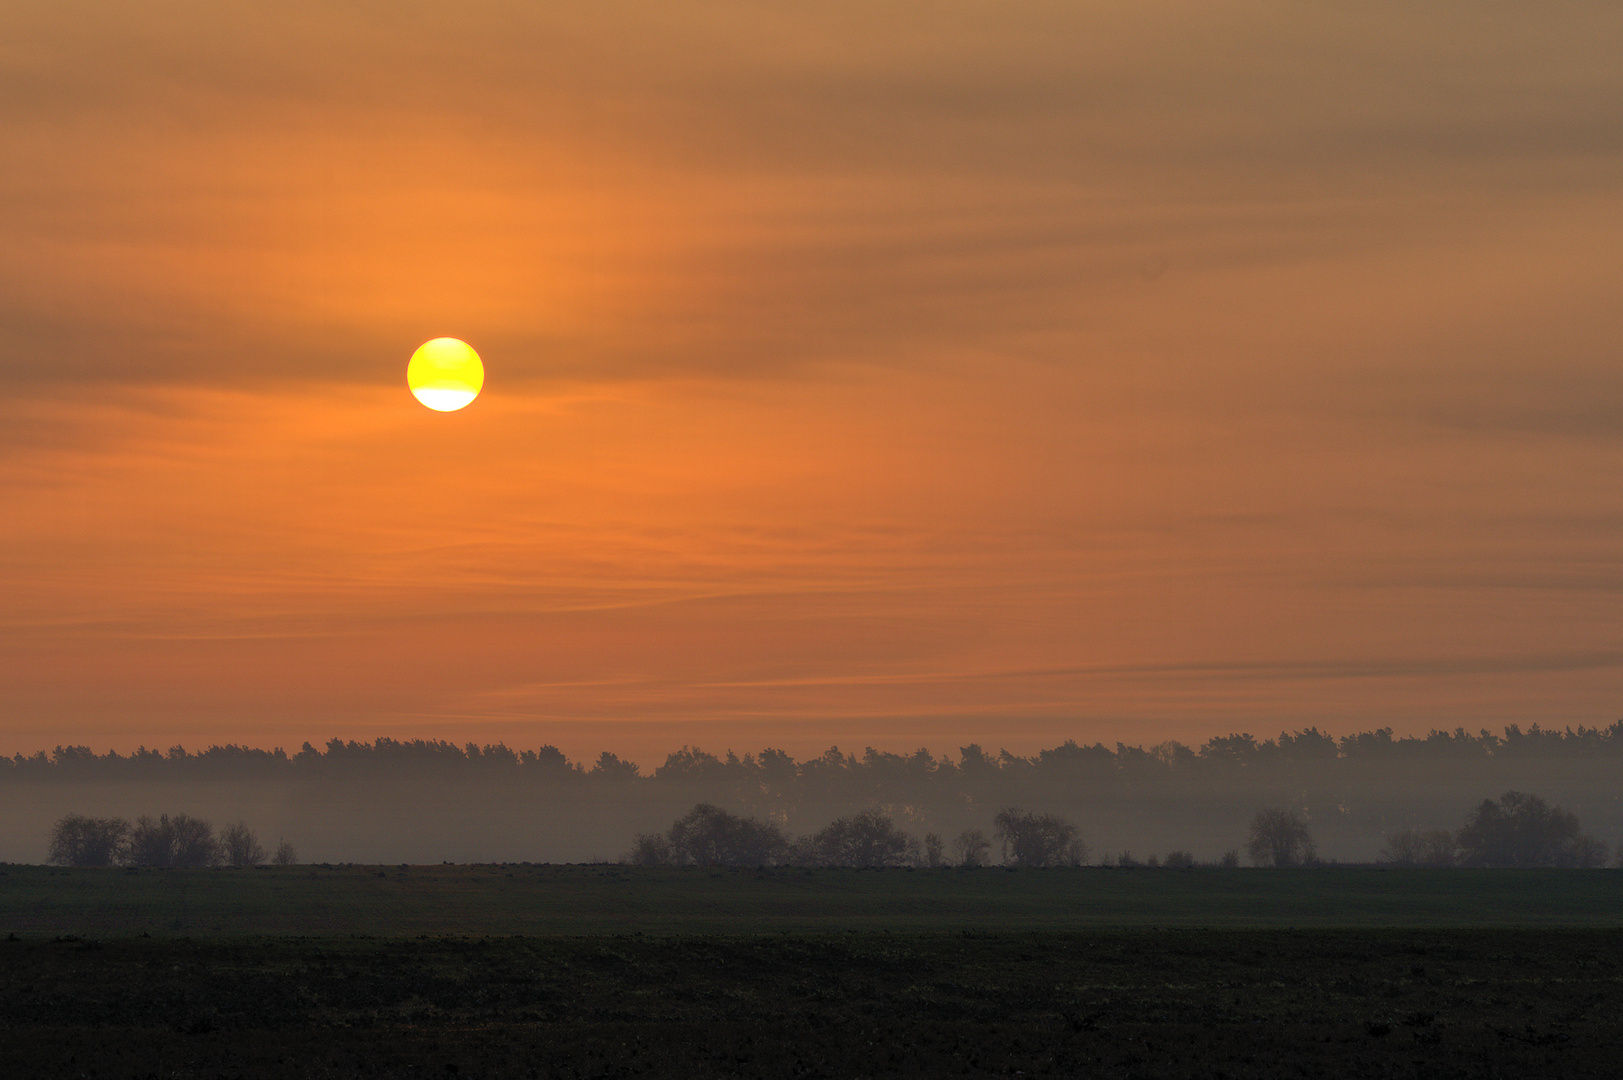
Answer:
top-left (5, 723), bottom-right (1621, 864)
top-left (11, 722), bottom-right (1623, 780)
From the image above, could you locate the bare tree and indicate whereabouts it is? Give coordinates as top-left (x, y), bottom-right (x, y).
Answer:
top-left (1162, 851), bottom-right (1196, 869)
top-left (271, 839), bottom-right (298, 866)
top-left (784, 833), bottom-right (819, 865)
top-left (1246, 809), bottom-right (1314, 868)
top-left (126, 813), bottom-right (219, 867)
top-left (47, 814), bottom-right (129, 866)
top-left (218, 822), bottom-right (267, 866)
top-left (1569, 834), bottom-right (1610, 869)
top-left (1380, 827), bottom-right (1457, 867)
top-left (993, 808), bottom-right (1085, 867)
top-left (126, 815), bottom-right (171, 866)
top-left (952, 828), bottom-right (990, 867)
top-left (169, 814), bottom-right (218, 866)
top-left (627, 831), bottom-right (674, 866)
top-left (1416, 828), bottom-right (1458, 867)
top-left (922, 832), bottom-right (946, 868)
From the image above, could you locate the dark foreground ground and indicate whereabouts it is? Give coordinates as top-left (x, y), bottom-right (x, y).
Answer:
top-left (4, 863), bottom-right (1621, 934)
top-left (4, 867), bottom-right (1621, 1077)
top-left (5, 928), bottom-right (1622, 1079)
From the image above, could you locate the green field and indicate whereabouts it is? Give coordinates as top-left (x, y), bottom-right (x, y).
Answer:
top-left (2, 863), bottom-right (1620, 937)
top-left (5, 867), bottom-right (1621, 1078)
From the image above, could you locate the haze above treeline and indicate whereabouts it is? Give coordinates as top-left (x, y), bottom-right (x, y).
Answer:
top-left (5, 722), bottom-right (1619, 866)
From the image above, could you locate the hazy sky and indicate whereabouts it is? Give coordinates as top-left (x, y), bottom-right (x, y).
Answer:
top-left (4, 2), bottom-right (1621, 766)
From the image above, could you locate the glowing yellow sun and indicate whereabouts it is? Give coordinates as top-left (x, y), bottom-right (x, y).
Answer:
top-left (407, 338), bottom-right (484, 411)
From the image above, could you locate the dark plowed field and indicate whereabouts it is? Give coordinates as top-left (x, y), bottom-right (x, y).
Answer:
top-left (5, 866), bottom-right (1621, 1076)
top-left (5, 929), bottom-right (1623, 1078)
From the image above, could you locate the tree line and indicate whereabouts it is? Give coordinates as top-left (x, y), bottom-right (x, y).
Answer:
top-left (47, 813), bottom-right (295, 868)
top-left (8, 721), bottom-right (1623, 786)
top-left (39, 791), bottom-right (1608, 869)
top-left (627, 804), bottom-right (1093, 868)
top-left (16, 725), bottom-right (1621, 864)
top-left (1241, 790), bottom-right (1610, 868)
top-left (632, 790), bottom-right (1612, 870)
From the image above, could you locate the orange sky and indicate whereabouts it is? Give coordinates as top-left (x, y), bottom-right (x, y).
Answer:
top-left (3, 2), bottom-right (1621, 767)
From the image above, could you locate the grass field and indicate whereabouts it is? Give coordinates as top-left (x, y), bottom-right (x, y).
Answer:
top-left (1, 863), bottom-right (1620, 937)
top-left (5, 866), bottom-right (1621, 1077)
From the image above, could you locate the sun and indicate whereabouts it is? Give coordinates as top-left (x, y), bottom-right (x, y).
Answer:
top-left (407, 338), bottom-right (484, 412)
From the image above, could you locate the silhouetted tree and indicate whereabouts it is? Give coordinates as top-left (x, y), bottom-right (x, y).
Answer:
top-left (627, 832), bottom-right (674, 865)
top-left (1455, 791), bottom-right (1603, 867)
top-left (1202, 733), bottom-right (1261, 767)
top-left (652, 746), bottom-right (731, 785)
top-left (953, 828), bottom-right (990, 867)
top-left (588, 751), bottom-right (641, 782)
top-left (1568, 834), bottom-right (1610, 869)
top-left (18, 723), bottom-right (1623, 867)
top-left (125, 816), bottom-right (172, 866)
top-left (218, 822), bottom-right (267, 866)
top-left (1246, 809), bottom-right (1314, 867)
top-left (1276, 728), bottom-right (1338, 761)
top-left (1162, 850), bottom-right (1196, 869)
top-left (923, 832), bottom-right (946, 868)
top-left (47, 814), bottom-right (129, 866)
top-left (10, 722), bottom-right (1623, 789)
top-left (805, 809), bottom-right (914, 866)
top-left (1380, 827), bottom-right (1457, 867)
top-left (126, 813), bottom-right (218, 867)
top-left (672, 803), bottom-right (786, 865)
top-left (630, 803), bottom-right (787, 866)
top-left (170, 814), bottom-right (218, 866)
top-left (271, 839), bottom-right (298, 866)
top-left (993, 808), bottom-right (1085, 866)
